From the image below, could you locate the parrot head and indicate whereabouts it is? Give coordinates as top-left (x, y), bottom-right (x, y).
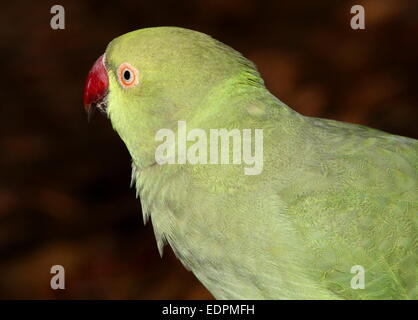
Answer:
top-left (83, 27), bottom-right (262, 169)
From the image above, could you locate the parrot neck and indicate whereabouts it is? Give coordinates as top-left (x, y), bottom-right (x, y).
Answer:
top-left (121, 58), bottom-right (305, 174)
top-left (129, 81), bottom-right (302, 179)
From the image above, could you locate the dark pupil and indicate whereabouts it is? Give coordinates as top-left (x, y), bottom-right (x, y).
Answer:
top-left (123, 70), bottom-right (131, 81)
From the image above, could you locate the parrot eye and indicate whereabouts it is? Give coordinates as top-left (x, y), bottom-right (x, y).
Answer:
top-left (117, 63), bottom-right (139, 88)
top-left (123, 70), bottom-right (131, 81)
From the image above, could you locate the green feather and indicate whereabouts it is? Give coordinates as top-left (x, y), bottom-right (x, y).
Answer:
top-left (103, 27), bottom-right (417, 299)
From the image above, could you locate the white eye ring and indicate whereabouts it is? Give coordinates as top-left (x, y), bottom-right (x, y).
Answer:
top-left (117, 63), bottom-right (139, 88)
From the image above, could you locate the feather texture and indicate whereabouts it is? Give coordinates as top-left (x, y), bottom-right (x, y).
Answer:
top-left (107, 27), bottom-right (417, 299)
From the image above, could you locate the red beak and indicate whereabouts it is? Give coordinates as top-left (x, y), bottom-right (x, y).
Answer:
top-left (83, 54), bottom-right (109, 116)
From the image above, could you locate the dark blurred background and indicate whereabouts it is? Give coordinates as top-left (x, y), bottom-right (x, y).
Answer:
top-left (0, 0), bottom-right (417, 299)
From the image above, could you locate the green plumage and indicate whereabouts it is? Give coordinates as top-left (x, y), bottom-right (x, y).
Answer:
top-left (103, 27), bottom-right (417, 299)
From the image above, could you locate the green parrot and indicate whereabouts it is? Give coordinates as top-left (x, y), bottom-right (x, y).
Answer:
top-left (83, 27), bottom-right (417, 300)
